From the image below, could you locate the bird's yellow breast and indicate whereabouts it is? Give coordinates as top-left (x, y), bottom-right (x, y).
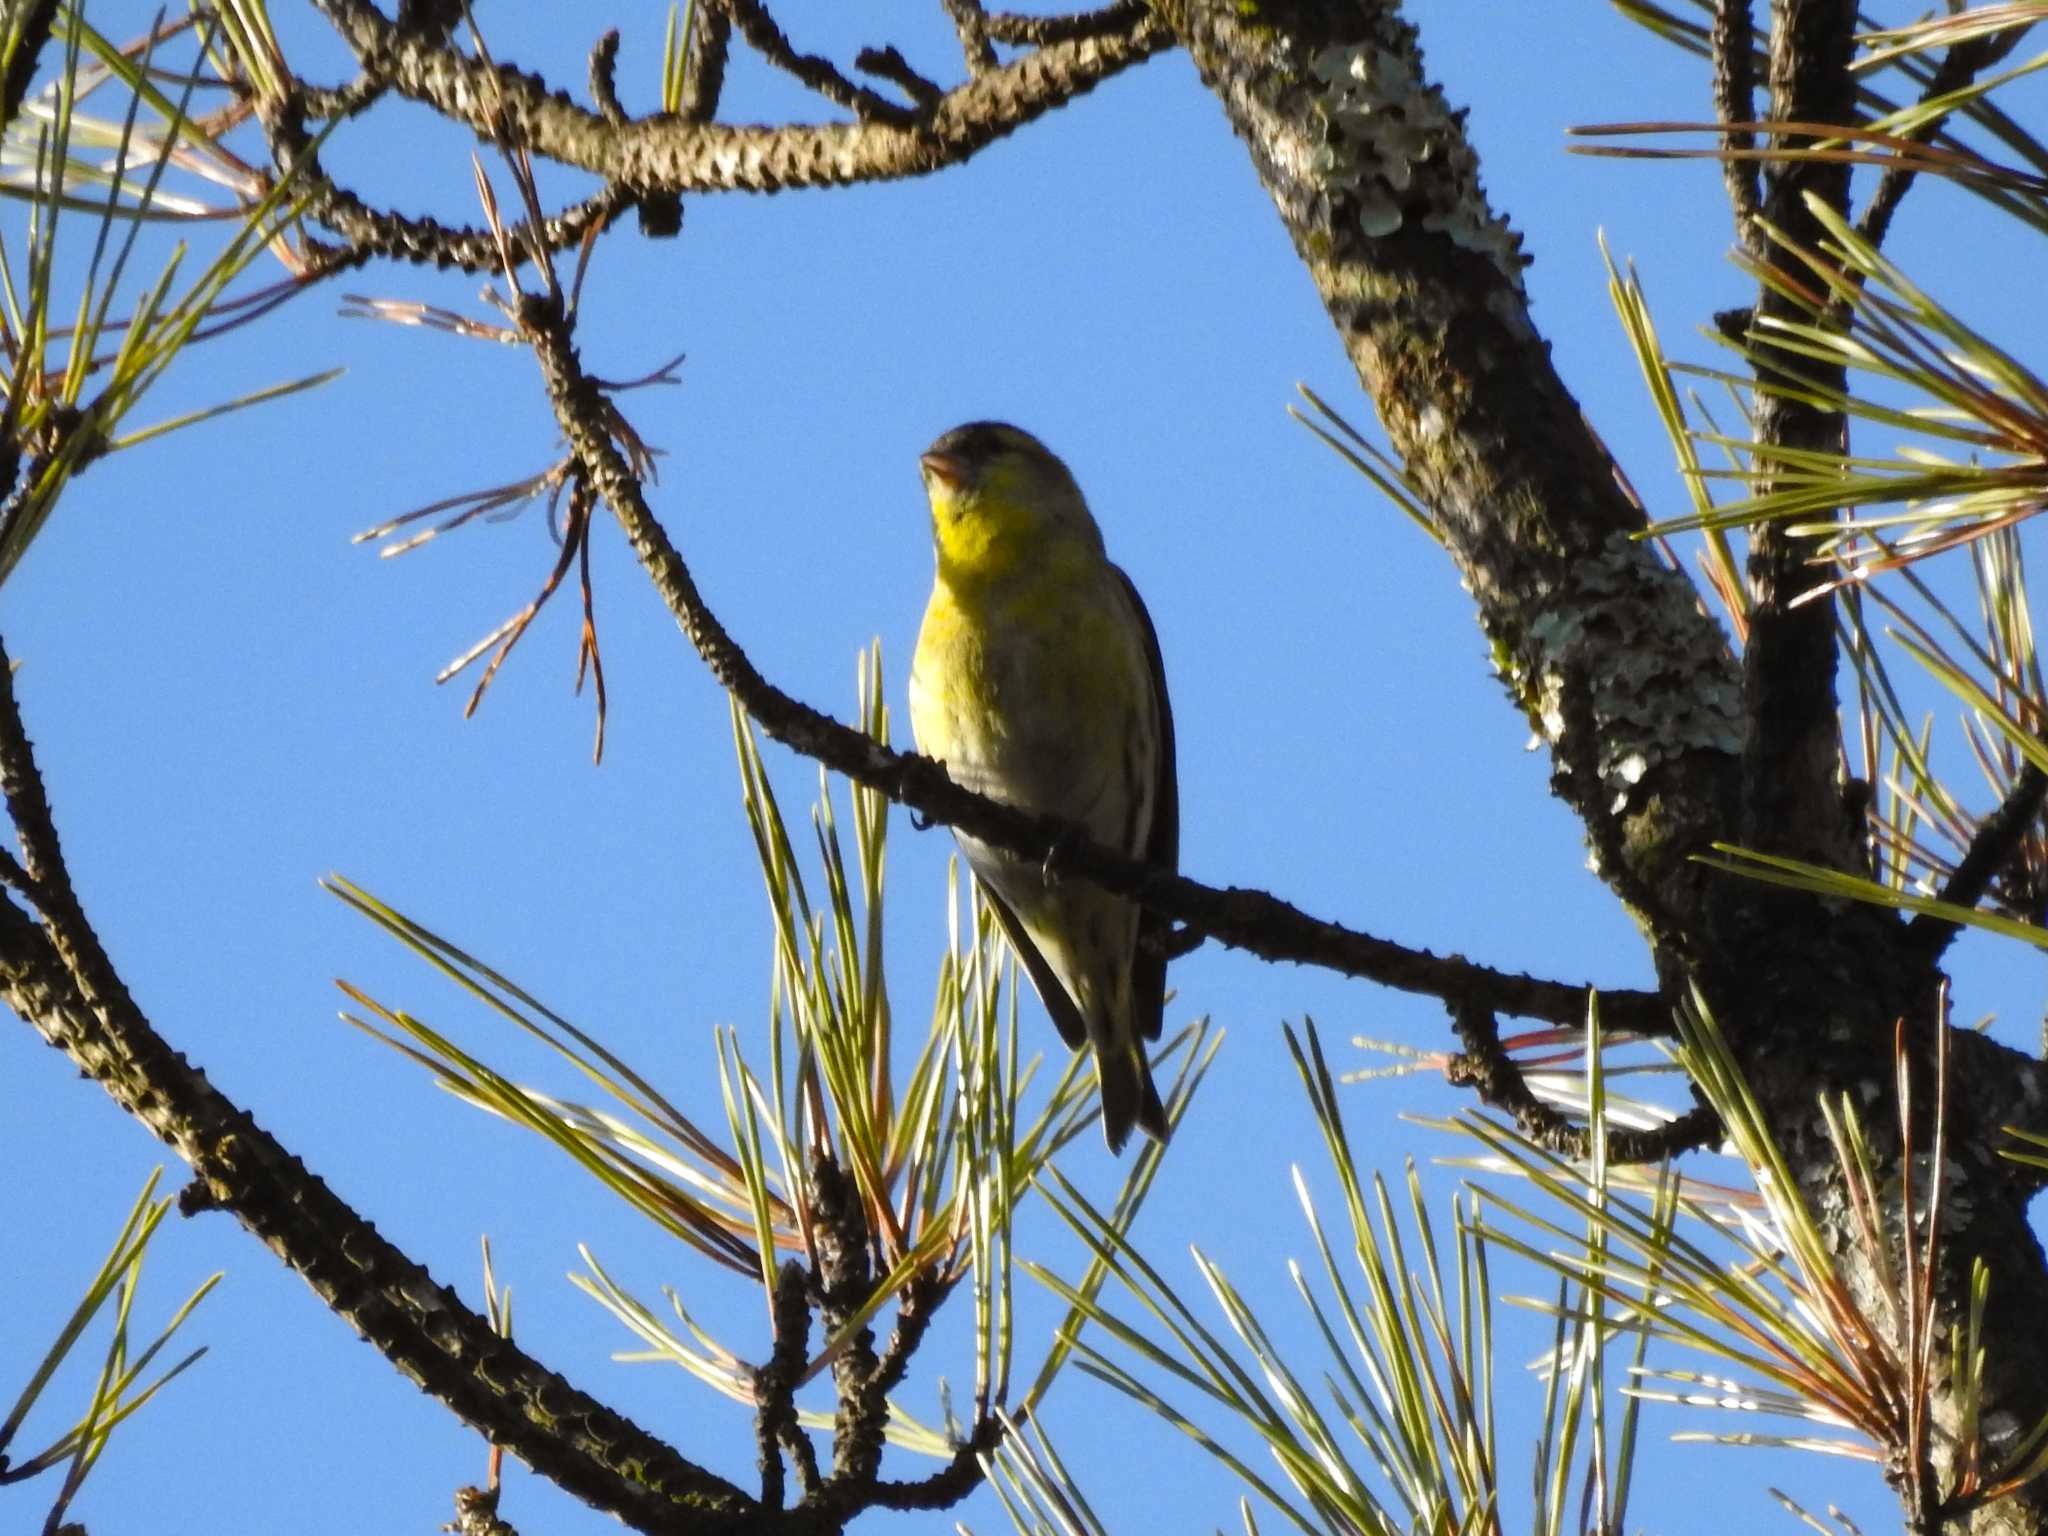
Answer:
top-left (911, 562), bottom-right (1152, 830)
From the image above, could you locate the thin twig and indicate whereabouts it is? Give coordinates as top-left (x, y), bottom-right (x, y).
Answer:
top-left (810, 1154), bottom-right (885, 1489)
top-left (854, 46), bottom-right (943, 110)
top-left (870, 1274), bottom-right (948, 1397)
top-left (1445, 1002), bottom-right (1720, 1163)
top-left (941, 0), bottom-right (999, 75)
top-left (446, 1485), bottom-right (518, 1536)
top-left (1907, 763), bottom-right (2048, 962)
top-left (589, 29), bottom-right (625, 124)
top-left (1857, 25), bottom-right (2024, 253)
top-left (857, 1416), bottom-right (1004, 1511)
top-left (720, 0), bottom-right (917, 124)
top-left (640, 0), bottom-right (731, 238)
top-left (753, 1258), bottom-right (811, 1510)
top-left (678, 0), bottom-right (731, 121)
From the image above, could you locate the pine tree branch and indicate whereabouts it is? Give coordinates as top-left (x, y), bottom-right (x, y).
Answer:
top-left (0, 636), bottom-right (759, 1533)
top-left (0, 0), bottom-right (60, 132)
top-left (306, 0), bottom-right (1171, 194)
top-left (1907, 764), bottom-right (2048, 964)
top-left (1446, 1002), bottom-right (1721, 1163)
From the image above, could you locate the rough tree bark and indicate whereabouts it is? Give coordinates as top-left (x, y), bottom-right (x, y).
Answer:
top-left (1157, 1), bottom-right (2048, 1530)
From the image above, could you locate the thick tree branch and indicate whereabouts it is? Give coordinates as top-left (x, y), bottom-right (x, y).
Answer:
top-left (1150, 0), bottom-right (1741, 966)
top-left (0, 641), bottom-right (757, 1533)
top-left (307, 0), bottom-right (1172, 194)
top-left (1732, 10), bottom-right (2048, 1528)
top-left (1136, 13), bottom-right (2048, 1530)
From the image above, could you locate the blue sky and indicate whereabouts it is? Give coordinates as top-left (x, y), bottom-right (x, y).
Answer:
top-left (3, 3), bottom-right (2041, 1532)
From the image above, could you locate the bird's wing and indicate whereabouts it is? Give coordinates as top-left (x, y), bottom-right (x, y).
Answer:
top-left (1115, 564), bottom-right (1177, 1044)
top-left (979, 881), bottom-right (1090, 1051)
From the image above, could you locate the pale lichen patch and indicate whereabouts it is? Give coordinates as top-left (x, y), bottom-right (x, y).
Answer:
top-left (1302, 25), bottom-right (1524, 286)
top-left (1516, 533), bottom-right (1742, 811)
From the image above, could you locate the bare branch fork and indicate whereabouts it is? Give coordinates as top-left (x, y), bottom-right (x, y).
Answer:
top-left (1854, 23), bottom-right (2023, 253)
top-left (228, 0), bottom-right (1165, 283)
top-left (1445, 1001), bottom-right (1720, 1163)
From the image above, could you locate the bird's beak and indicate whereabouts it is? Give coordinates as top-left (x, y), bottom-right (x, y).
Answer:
top-left (920, 449), bottom-right (969, 494)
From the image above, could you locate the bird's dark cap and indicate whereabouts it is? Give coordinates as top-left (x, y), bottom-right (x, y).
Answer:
top-left (922, 422), bottom-right (1043, 485)
top-left (928, 421), bottom-right (1030, 454)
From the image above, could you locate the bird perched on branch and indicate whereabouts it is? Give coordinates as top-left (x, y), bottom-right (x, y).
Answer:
top-left (908, 421), bottom-right (1178, 1152)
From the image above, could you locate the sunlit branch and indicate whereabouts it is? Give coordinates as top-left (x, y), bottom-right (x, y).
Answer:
top-left (721, 0), bottom-right (916, 124)
top-left (264, 90), bottom-right (637, 278)
top-left (308, 0), bottom-right (1172, 194)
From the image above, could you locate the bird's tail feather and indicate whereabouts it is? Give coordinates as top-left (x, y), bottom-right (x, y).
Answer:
top-left (1099, 1044), bottom-right (1171, 1153)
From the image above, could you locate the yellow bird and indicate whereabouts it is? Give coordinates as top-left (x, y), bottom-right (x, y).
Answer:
top-left (908, 422), bottom-right (1177, 1151)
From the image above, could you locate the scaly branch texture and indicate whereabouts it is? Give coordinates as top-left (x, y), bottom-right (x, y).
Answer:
top-left (307, 0), bottom-right (1173, 192)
